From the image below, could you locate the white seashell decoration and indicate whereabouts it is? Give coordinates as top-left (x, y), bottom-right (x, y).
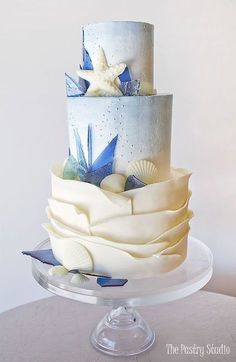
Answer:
top-left (62, 240), bottom-right (93, 272)
top-left (100, 174), bottom-right (126, 193)
top-left (48, 265), bottom-right (68, 277)
top-left (70, 273), bottom-right (89, 285)
top-left (127, 160), bottom-right (158, 184)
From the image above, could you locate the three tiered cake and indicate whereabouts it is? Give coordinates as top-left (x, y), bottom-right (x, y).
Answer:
top-left (44, 21), bottom-right (192, 279)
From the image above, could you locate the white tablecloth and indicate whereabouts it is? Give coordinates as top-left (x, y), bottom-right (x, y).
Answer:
top-left (0, 291), bottom-right (235, 361)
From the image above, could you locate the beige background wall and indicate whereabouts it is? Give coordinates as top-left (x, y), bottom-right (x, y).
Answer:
top-left (0, 0), bottom-right (235, 312)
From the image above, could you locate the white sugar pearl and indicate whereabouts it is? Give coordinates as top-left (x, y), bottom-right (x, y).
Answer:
top-left (48, 265), bottom-right (68, 276)
top-left (100, 174), bottom-right (126, 193)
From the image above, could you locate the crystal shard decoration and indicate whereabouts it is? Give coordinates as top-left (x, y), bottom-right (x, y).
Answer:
top-left (124, 175), bottom-right (146, 191)
top-left (64, 126), bottom-right (118, 185)
top-left (119, 66), bottom-right (131, 82)
top-left (83, 48), bottom-right (93, 70)
top-left (73, 129), bottom-right (88, 179)
top-left (88, 135), bottom-right (118, 172)
top-left (97, 277), bottom-right (128, 287)
top-left (82, 48), bottom-right (93, 89)
top-left (65, 73), bottom-right (86, 97)
top-left (87, 124), bottom-right (93, 168)
top-left (84, 162), bottom-right (113, 186)
top-left (63, 155), bottom-right (80, 180)
top-left (120, 80), bottom-right (140, 96)
top-left (22, 249), bottom-right (61, 266)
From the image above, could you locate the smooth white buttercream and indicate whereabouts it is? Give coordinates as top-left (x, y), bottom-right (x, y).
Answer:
top-left (45, 165), bottom-right (192, 279)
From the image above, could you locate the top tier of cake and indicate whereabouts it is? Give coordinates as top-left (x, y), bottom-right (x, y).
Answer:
top-left (82, 21), bottom-right (154, 95)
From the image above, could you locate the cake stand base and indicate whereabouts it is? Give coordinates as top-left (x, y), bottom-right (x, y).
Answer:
top-left (31, 237), bottom-right (213, 357)
top-left (90, 306), bottom-right (155, 356)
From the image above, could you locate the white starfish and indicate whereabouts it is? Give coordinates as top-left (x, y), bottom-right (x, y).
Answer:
top-left (77, 47), bottom-right (126, 96)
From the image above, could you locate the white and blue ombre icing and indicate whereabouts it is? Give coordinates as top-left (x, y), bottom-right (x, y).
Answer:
top-left (68, 95), bottom-right (172, 181)
top-left (66, 21), bottom-right (173, 181)
top-left (83, 21), bottom-right (154, 95)
top-left (66, 21), bottom-right (155, 96)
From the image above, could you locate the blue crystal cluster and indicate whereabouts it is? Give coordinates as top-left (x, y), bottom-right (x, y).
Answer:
top-left (63, 125), bottom-right (118, 187)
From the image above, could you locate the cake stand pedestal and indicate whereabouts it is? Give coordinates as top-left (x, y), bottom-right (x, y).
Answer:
top-left (32, 236), bottom-right (213, 357)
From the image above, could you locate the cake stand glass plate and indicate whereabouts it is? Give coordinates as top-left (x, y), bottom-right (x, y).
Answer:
top-left (32, 236), bottom-right (213, 357)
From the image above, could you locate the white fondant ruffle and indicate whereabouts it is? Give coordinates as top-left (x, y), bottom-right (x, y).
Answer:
top-left (47, 199), bottom-right (90, 235)
top-left (45, 164), bottom-right (192, 278)
top-left (90, 196), bottom-right (191, 244)
top-left (51, 164), bottom-right (132, 224)
top-left (46, 226), bottom-right (189, 278)
top-left (123, 168), bottom-right (191, 214)
top-left (44, 213), bottom-right (192, 259)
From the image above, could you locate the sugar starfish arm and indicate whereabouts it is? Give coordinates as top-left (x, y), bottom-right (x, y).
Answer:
top-left (77, 47), bottom-right (126, 96)
top-left (93, 47), bottom-right (109, 71)
top-left (77, 69), bottom-right (95, 83)
top-left (107, 63), bottom-right (126, 81)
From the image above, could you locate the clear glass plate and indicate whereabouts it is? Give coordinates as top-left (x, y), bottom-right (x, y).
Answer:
top-left (32, 236), bottom-right (213, 307)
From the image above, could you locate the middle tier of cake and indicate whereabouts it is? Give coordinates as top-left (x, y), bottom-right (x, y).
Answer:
top-left (67, 94), bottom-right (172, 181)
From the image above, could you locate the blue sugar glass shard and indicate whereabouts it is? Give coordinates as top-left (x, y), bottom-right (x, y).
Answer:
top-left (63, 155), bottom-right (80, 180)
top-left (97, 277), bottom-right (128, 287)
top-left (22, 249), bottom-right (61, 266)
top-left (65, 73), bottom-right (85, 97)
top-left (78, 77), bottom-right (87, 94)
top-left (82, 48), bottom-right (93, 89)
top-left (66, 128), bottom-right (118, 185)
top-left (73, 128), bottom-right (88, 178)
top-left (120, 80), bottom-right (141, 96)
top-left (83, 48), bottom-right (93, 70)
top-left (78, 65), bottom-right (88, 93)
top-left (84, 162), bottom-right (113, 186)
top-left (89, 135), bottom-right (118, 172)
top-left (125, 175), bottom-right (146, 191)
top-left (87, 124), bottom-right (93, 168)
top-left (119, 66), bottom-right (131, 82)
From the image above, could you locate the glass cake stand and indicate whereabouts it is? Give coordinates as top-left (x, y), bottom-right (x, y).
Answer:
top-left (31, 236), bottom-right (213, 357)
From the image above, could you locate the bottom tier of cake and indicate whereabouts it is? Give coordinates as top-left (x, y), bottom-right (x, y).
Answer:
top-left (44, 164), bottom-right (192, 279)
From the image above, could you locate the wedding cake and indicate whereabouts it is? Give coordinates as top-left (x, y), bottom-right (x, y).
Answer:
top-left (44, 21), bottom-right (192, 279)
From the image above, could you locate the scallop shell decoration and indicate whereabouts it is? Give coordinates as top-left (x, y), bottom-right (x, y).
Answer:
top-left (100, 174), bottom-right (126, 193)
top-left (127, 160), bottom-right (158, 184)
top-left (48, 265), bottom-right (68, 277)
top-left (62, 240), bottom-right (93, 272)
top-left (70, 273), bottom-right (89, 285)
